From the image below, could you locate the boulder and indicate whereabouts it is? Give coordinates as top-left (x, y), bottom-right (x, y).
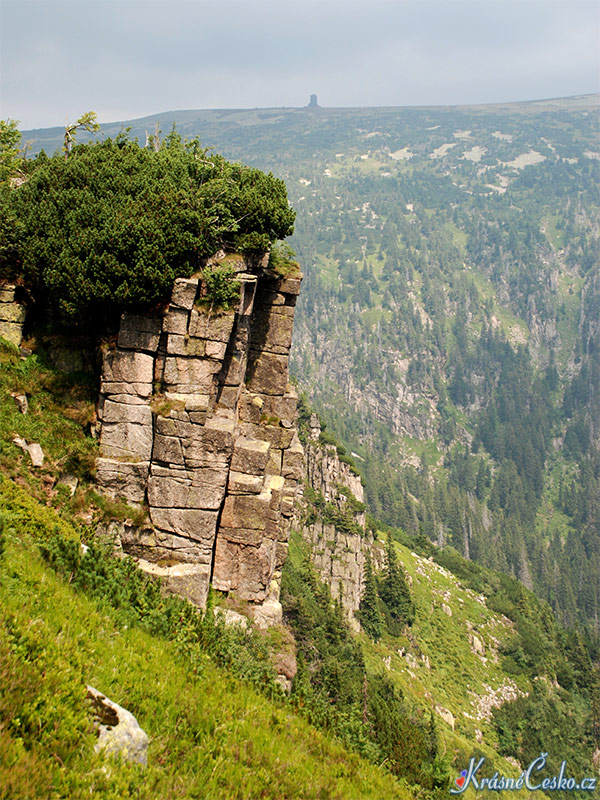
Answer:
top-left (253, 598), bottom-right (283, 629)
top-left (227, 470), bottom-right (264, 494)
top-left (435, 704), bottom-right (455, 730)
top-left (205, 339), bottom-right (228, 360)
top-left (277, 276), bottom-right (302, 295)
top-left (163, 307), bottom-right (190, 335)
top-left (10, 392), bottom-right (28, 414)
top-left (87, 685), bottom-right (148, 766)
top-left (0, 286), bottom-right (16, 302)
top-left (102, 350), bottom-right (154, 384)
top-left (164, 562), bottom-right (211, 607)
top-left (189, 309), bottom-right (236, 342)
top-left (117, 314), bottom-right (162, 352)
top-left (282, 435), bottom-right (304, 480)
top-left (12, 435), bottom-right (28, 453)
top-left (213, 607), bottom-right (250, 629)
top-left (99, 380), bottom-right (152, 399)
top-left (0, 321), bottom-right (23, 346)
top-left (252, 311), bottom-right (295, 355)
top-left (12, 437), bottom-right (44, 467)
top-left (147, 467), bottom-right (227, 510)
top-left (212, 536), bottom-right (276, 600)
top-left (100, 399), bottom-right (153, 427)
top-left (246, 352), bottom-right (289, 395)
top-left (100, 421), bottom-right (154, 461)
top-left (96, 459), bottom-right (150, 504)
top-left (220, 491), bottom-right (272, 530)
top-left (57, 474), bottom-right (79, 496)
top-left (152, 433), bottom-right (185, 466)
top-left (0, 302), bottom-right (26, 324)
top-left (150, 507), bottom-right (218, 543)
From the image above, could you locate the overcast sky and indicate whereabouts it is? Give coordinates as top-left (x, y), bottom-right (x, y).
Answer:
top-left (1, 0), bottom-right (599, 130)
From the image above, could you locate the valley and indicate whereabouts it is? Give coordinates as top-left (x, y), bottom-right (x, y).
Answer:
top-left (2, 94), bottom-right (598, 796)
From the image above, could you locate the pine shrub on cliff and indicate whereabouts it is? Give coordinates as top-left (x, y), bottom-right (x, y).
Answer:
top-left (1, 128), bottom-right (294, 328)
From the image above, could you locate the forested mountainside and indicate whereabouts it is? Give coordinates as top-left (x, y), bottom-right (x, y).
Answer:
top-left (22, 96), bottom-right (600, 635)
top-left (2, 106), bottom-right (598, 795)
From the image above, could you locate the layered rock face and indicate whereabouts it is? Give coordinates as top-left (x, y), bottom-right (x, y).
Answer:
top-left (297, 416), bottom-right (377, 630)
top-left (0, 283), bottom-right (26, 347)
top-left (96, 255), bottom-right (303, 622)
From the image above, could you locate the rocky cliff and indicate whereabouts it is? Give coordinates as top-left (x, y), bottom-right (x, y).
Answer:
top-left (95, 254), bottom-right (303, 626)
top-left (296, 414), bottom-right (380, 630)
top-left (0, 284), bottom-right (26, 347)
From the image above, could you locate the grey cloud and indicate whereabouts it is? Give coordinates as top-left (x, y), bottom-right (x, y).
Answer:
top-left (1, 0), bottom-right (598, 129)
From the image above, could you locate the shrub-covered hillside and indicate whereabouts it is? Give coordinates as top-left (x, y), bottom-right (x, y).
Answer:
top-left (0, 125), bottom-right (294, 328)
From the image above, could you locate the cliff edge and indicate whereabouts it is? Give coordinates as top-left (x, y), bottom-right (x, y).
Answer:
top-left (95, 253), bottom-right (303, 625)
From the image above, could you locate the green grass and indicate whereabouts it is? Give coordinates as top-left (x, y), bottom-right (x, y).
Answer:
top-left (0, 339), bottom-right (98, 513)
top-left (356, 538), bottom-right (556, 800)
top-left (554, 270), bottom-right (584, 369)
top-left (0, 518), bottom-right (411, 799)
top-left (542, 214), bottom-right (565, 250)
top-left (315, 253), bottom-right (342, 290)
top-left (443, 222), bottom-right (468, 252)
top-left (361, 306), bottom-right (392, 329)
top-left (389, 436), bottom-right (444, 470)
top-left (465, 267), bottom-right (530, 345)
top-left (0, 337), bottom-right (412, 799)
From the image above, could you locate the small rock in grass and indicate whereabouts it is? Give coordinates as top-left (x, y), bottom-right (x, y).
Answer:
top-left (12, 436), bottom-right (45, 467)
top-left (12, 435), bottom-right (28, 453)
top-left (87, 685), bottom-right (148, 766)
top-left (10, 392), bottom-right (28, 414)
top-left (27, 442), bottom-right (45, 467)
top-left (57, 474), bottom-right (79, 496)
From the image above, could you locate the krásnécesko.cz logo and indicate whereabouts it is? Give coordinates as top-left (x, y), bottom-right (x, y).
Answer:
top-left (450, 753), bottom-right (597, 793)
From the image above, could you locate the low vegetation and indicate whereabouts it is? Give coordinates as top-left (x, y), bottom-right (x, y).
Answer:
top-left (0, 124), bottom-right (294, 330)
top-left (0, 519), bottom-right (409, 799)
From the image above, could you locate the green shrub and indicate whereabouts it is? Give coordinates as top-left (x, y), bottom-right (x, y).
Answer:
top-left (0, 476), bottom-right (76, 542)
top-left (2, 132), bottom-right (294, 328)
top-left (0, 514), bottom-right (6, 561)
top-left (281, 533), bottom-right (448, 792)
top-left (268, 242), bottom-right (299, 276)
top-left (39, 532), bottom-right (281, 694)
top-left (201, 263), bottom-right (241, 311)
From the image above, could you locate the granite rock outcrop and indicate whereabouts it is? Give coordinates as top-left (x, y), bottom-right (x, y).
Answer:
top-left (0, 283), bottom-right (26, 347)
top-left (296, 415), bottom-right (379, 631)
top-left (95, 254), bottom-right (303, 622)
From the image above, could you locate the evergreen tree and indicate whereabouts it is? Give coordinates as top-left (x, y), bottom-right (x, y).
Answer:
top-left (379, 533), bottom-right (415, 629)
top-left (359, 554), bottom-right (383, 641)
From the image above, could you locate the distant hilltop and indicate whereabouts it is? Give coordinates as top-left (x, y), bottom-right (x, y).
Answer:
top-left (18, 93), bottom-right (598, 157)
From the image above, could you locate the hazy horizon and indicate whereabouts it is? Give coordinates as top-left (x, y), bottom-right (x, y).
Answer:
top-left (2, 0), bottom-right (598, 131)
top-left (17, 91), bottom-right (599, 135)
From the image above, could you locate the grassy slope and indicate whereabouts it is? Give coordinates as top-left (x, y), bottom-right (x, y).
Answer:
top-left (362, 538), bottom-right (525, 761)
top-left (284, 529), bottom-right (567, 800)
top-left (0, 340), bottom-right (410, 799)
top-left (1, 531), bottom-right (409, 799)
